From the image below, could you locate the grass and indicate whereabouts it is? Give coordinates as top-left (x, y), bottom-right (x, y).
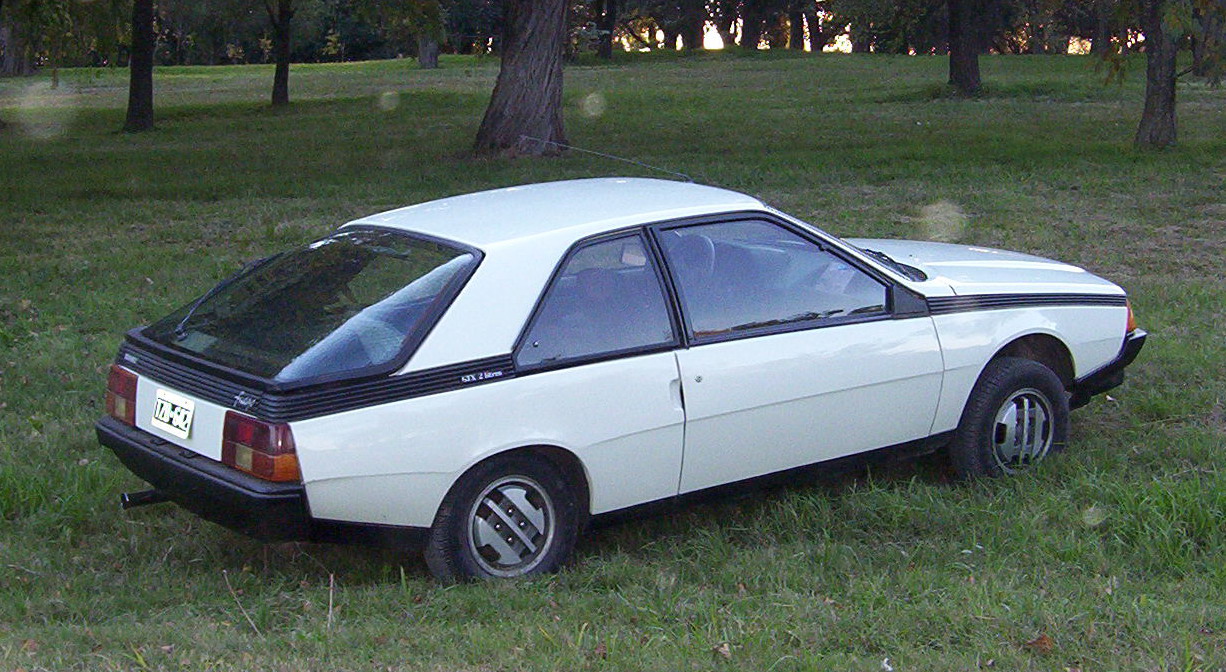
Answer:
top-left (2, 52), bottom-right (1225, 670)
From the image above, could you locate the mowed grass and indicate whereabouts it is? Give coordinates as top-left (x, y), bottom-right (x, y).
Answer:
top-left (2, 53), bottom-right (1225, 671)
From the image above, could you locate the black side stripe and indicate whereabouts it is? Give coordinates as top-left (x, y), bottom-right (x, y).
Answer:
top-left (118, 342), bottom-right (515, 423)
top-left (927, 293), bottom-right (1126, 315)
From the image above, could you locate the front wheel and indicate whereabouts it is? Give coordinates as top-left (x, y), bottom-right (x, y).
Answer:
top-left (949, 357), bottom-right (1069, 478)
top-left (424, 453), bottom-right (580, 582)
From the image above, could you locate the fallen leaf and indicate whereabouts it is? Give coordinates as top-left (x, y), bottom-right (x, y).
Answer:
top-left (713, 642), bottom-right (732, 659)
top-left (159, 645), bottom-right (174, 653)
top-left (21, 639), bottom-right (38, 653)
top-left (592, 642), bottom-right (608, 660)
top-left (1025, 634), bottom-right (1054, 654)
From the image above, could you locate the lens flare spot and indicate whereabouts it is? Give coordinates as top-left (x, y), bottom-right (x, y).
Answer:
top-left (579, 92), bottom-right (607, 118)
top-left (13, 81), bottom-right (77, 140)
top-left (377, 91), bottom-right (400, 112)
top-left (1081, 505), bottom-right (1108, 527)
top-left (919, 199), bottom-right (968, 242)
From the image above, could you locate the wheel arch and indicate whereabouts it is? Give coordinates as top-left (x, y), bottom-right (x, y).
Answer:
top-left (992, 332), bottom-right (1075, 389)
top-left (446, 444), bottom-right (593, 522)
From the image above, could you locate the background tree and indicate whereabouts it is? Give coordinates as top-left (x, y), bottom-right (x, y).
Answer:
top-left (123, 0), bottom-right (154, 131)
top-left (1129, 0), bottom-right (1225, 148)
top-left (948, 0), bottom-right (984, 93)
top-left (265, 0), bottom-right (293, 105)
top-left (473, 0), bottom-right (567, 154)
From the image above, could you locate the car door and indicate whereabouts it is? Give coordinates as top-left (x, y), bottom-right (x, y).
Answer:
top-left (512, 231), bottom-right (687, 514)
top-left (654, 217), bottom-right (944, 494)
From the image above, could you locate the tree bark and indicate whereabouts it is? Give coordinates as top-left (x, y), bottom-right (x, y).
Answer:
top-left (123, 0), bottom-right (155, 132)
top-left (947, 0), bottom-right (982, 95)
top-left (679, 0), bottom-right (705, 50)
top-left (1135, 0), bottom-right (1177, 148)
top-left (1089, 0), bottom-right (1113, 55)
top-left (595, 0), bottom-right (617, 59)
top-left (1191, 8), bottom-right (1222, 82)
top-left (473, 0), bottom-right (567, 155)
top-left (419, 36), bottom-right (440, 68)
top-left (788, 8), bottom-right (805, 50)
top-left (266, 0), bottom-right (294, 107)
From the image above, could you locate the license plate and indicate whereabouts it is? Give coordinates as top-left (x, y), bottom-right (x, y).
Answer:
top-left (151, 388), bottom-right (195, 439)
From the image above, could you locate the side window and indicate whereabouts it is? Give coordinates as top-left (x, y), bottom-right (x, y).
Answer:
top-left (658, 219), bottom-right (888, 338)
top-left (516, 234), bottom-right (677, 369)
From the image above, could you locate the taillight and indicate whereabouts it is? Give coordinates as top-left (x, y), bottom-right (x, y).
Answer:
top-left (1125, 299), bottom-right (1138, 333)
top-left (222, 411), bottom-right (300, 482)
top-left (105, 365), bottom-right (138, 425)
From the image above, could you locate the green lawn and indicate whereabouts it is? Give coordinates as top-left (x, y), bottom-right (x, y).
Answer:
top-left (2, 53), bottom-right (1224, 671)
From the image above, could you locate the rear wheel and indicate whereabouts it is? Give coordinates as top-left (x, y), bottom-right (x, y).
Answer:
top-left (949, 357), bottom-right (1069, 478)
top-left (424, 453), bottom-right (580, 582)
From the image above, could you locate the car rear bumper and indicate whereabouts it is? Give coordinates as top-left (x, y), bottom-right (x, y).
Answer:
top-left (97, 416), bottom-right (312, 542)
top-left (97, 417), bottom-right (430, 549)
top-left (1070, 329), bottom-right (1148, 409)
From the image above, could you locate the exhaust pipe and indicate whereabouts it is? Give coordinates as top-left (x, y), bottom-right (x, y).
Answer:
top-left (120, 489), bottom-right (170, 510)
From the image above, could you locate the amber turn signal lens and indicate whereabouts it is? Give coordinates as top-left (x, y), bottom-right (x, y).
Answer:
top-left (1125, 300), bottom-right (1138, 333)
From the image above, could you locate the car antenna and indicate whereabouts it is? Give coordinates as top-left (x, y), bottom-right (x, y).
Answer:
top-left (518, 135), bottom-right (694, 183)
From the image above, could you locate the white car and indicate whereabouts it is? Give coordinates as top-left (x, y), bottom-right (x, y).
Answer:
top-left (98, 178), bottom-right (1146, 581)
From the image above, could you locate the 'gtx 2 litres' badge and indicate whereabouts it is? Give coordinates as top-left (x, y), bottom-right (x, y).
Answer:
top-left (460, 370), bottom-right (505, 384)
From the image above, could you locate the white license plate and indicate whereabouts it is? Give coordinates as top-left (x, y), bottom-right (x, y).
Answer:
top-left (151, 388), bottom-right (195, 439)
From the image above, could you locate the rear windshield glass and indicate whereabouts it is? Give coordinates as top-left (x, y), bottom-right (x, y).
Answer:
top-left (143, 228), bottom-right (477, 384)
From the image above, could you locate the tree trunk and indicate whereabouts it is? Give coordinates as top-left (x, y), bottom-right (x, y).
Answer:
top-left (267, 0), bottom-right (294, 107)
top-left (741, 8), bottom-right (764, 50)
top-left (1090, 0), bottom-right (1112, 55)
top-left (662, 28), bottom-right (679, 50)
top-left (1192, 8), bottom-right (1222, 81)
top-left (419, 36), bottom-right (440, 68)
top-left (595, 0), bottom-right (617, 59)
top-left (679, 0), bottom-right (705, 50)
top-left (123, 0), bottom-right (155, 132)
top-left (947, 0), bottom-right (982, 95)
top-left (788, 9), bottom-right (805, 50)
top-left (1135, 0), bottom-right (1177, 148)
top-left (473, 0), bottom-right (567, 155)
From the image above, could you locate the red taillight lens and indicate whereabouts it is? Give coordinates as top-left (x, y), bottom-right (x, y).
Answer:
top-left (1126, 300), bottom-right (1138, 333)
top-left (105, 365), bottom-right (138, 425)
top-left (222, 411), bottom-right (300, 482)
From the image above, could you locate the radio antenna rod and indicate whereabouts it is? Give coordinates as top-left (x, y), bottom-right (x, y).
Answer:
top-left (518, 136), bottom-right (694, 183)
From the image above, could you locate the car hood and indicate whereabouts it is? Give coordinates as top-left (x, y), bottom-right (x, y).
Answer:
top-left (845, 239), bottom-right (1122, 295)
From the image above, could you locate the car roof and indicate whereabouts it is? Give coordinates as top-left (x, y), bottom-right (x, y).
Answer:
top-left (345, 177), bottom-right (765, 248)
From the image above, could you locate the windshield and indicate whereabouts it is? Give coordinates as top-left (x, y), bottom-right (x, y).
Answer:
top-left (143, 228), bottom-right (478, 384)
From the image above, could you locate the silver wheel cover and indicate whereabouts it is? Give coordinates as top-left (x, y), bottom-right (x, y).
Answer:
top-left (466, 475), bottom-right (555, 577)
top-left (991, 387), bottom-right (1054, 474)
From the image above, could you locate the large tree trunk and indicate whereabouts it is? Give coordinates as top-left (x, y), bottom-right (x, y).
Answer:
top-left (1090, 0), bottom-right (1113, 55)
top-left (947, 0), bottom-right (982, 95)
top-left (267, 0), bottom-right (294, 107)
top-left (595, 0), bottom-right (617, 59)
top-left (1135, 0), bottom-right (1177, 148)
top-left (123, 0), bottom-right (155, 132)
top-left (679, 0), bottom-right (705, 50)
top-left (473, 0), bottom-right (567, 155)
top-left (788, 8), bottom-right (805, 50)
top-left (419, 36), bottom-right (440, 68)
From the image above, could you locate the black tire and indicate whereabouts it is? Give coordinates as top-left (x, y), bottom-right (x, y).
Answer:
top-left (424, 453), bottom-right (580, 582)
top-left (949, 356), bottom-right (1070, 479)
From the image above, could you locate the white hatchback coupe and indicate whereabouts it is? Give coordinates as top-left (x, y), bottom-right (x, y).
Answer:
top-left (98, 178), bottom-right (1146, 581)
